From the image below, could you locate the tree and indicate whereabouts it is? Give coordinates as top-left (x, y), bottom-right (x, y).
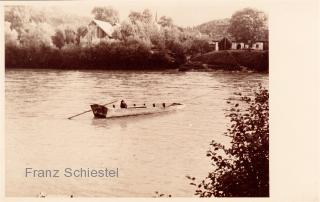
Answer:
top-left (5, 6), bottom-right (47, 36)
top-left (112, 21), bottom-right (135, 42)
top-left (5, 6), bottom-right (32, 35)
top-left (91, 6), bottom-right (120, 25)
top-left (228, 8), bottom-right (268, 43)
top-left (51, 29), bottom-right (65, 49)
top-left (142, 9), bottom-right (153, 24)
top-left (76, 26), bottom-right (87, 45)
top-left (64, 28), bottom-right (76, 44)
top-left (190, 38), bottom-right (211, 55)
top-left (19, 22), bottom-right (53, 48)
top-left (65, 27), bottom-right (76, 44)
top-left (158, 16), bottom-right (173, 27)
top-left (189, 86), bottom-right (269, 197)
top-left (218, 37), bottom-right (232, 50)
top-left (5, 21), bottom-right (19, 47)
top-left (128, 11), bottom-right (142, 24)
top-left (128, 9), bottom-right (152, 24)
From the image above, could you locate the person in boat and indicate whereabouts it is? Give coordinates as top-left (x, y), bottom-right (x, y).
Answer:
top-left (120, 100), bottom-right (127, 108)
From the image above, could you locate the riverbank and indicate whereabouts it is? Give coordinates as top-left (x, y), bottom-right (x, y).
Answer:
top-left (5, 44), bottom-right (181, 70)
top-left (6, 45), bottom-right (268, 72)
top-left (181, 50), bottom-right (268, 72)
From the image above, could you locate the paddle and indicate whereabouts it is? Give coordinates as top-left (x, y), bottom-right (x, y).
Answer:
top-left (67, 99), bottom-right (118, 120)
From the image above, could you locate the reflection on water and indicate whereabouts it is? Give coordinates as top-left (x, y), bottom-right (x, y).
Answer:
top-left (91, 111), bottom-right (179, 130)
top-left (5, 69), bottom-right (268, 197)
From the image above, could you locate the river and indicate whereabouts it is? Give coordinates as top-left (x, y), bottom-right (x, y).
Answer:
top-left (5, 69), bottom-right (268, 197)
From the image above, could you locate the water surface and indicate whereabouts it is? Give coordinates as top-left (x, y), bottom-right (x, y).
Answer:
top-left (5, 69), bottom-right (268, 197)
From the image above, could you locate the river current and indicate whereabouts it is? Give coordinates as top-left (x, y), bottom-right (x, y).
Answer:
top-left (5, 69), bottom-right (268, 197)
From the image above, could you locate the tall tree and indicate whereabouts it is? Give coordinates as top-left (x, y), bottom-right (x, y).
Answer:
top-left (218, 37), bottom-right (232, 50)
top-left (19, 22), bottom-right (53, 48)
top-left (129, 9), bottom-right (153, 24)
top-left (76, 26), bottom-right (87, 45)
top-left (64, 28), bottom-right (76, 44)
top-left (91, 6), bottom-right (120, 25)
top-left (5, 21), bottom-right (19, 47)
top-left (51, 29), bottom-right (65, 49)
top-left (113, 21), bottom-right (135, 42)
top-left (142, 9), bottom-right (153, 24)
top-left (5, 6), bottom-right (32, 35)
top-left (128, 11), bottom-right (142, 24)
top-left (158, 16), bottom-right (173, 27)
top-left (228, 8), bottom-right (268, 43)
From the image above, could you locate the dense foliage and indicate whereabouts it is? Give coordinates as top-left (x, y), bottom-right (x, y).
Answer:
top-left (91, 6), bottom-right (120, 25)
top-left (189, 87), bottom-right (269, 197)
top-left (218, 37), bottom-right (232, 50)
top-left (4, 6), bottom-right (268, 70)
top-left (194, 18), bottom-right (231, 38)
top-left (228, 8), bottom-right (268, 43)
top-left (5, 40), bottom-right (181, 69)
top-left (5, 6), bottom-right (213, 69)
top-left (192, 50), bottom-right (269, 72)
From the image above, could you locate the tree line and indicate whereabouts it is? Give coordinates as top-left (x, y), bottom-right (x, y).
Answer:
top-left (5, 6), bottom-right (268, 69)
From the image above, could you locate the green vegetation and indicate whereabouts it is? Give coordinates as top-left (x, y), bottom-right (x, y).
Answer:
top-left (188, 87), bottom-right (269, 197)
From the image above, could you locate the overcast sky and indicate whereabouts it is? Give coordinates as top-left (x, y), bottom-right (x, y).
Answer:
top-left (21, 0), bottom-right (269, 27)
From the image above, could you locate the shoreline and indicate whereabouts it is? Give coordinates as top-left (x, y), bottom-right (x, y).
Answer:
top-left (6, 49), bottom-right (268, 73)
top-left (5, 66), bottom-right (269, 73)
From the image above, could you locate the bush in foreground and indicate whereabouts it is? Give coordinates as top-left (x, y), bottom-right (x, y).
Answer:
top-left (189, 86), bottom-right (269, 197)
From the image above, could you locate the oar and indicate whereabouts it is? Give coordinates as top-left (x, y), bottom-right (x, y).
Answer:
top-left (165, 92), bottom-right (209, 107)
top-left (67, 99), bottom-right (118, 120)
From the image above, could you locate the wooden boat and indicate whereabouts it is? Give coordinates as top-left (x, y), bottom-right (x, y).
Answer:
top-left (90, 103), bottom-right (185, 119)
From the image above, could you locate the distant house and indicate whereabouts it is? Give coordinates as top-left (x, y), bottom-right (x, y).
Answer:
top-left (231, 41), bottom-right (267, 50)
top-left (209, 40), bottom-right (219, 51)
top-left (80, 19), bottom-right (118, 46)
top-left (251, 41), bottom-right (268, 50)
top-left (231, 42), bottom-right (246, 50)
top-left (210, 36), bottom-right (268, 51)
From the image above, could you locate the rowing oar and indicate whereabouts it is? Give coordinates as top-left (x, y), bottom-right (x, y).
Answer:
top-left (166, 92), bottom-right (209, 107)
top-left (67, 99), bottom-right (118, 120)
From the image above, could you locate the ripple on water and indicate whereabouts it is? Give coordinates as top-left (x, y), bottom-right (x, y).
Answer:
top-left (5, 69), bottom-right (268, 197)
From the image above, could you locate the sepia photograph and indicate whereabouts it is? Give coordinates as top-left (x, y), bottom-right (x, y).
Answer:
top-left (4, 0), bottom-right (270, 198)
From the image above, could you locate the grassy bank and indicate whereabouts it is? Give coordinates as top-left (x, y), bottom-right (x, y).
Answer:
top-left (191, 50), bottom-right (269, 72)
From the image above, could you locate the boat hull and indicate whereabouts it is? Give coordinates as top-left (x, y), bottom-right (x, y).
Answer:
top-left (90, 103), bottom-right (184, 119)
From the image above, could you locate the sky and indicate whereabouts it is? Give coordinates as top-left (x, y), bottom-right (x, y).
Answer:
top-left (8, 0), bottom-right (269, 27)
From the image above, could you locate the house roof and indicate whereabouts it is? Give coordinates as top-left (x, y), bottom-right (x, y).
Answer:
top-left (91, 19), bottom-right (115, 37)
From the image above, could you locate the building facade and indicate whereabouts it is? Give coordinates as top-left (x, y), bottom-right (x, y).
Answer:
top-left (80, 19), bottom-right (117, 46)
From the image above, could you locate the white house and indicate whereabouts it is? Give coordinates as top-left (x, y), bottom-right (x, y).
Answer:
top-left (231, 41), bottom-right (267, 50)
top-left (209, 40), bottom-right (219, 51)
top-left (231, 42), bottom-right (246, 50)
top-left (251, 41), bottom-right (264, 50)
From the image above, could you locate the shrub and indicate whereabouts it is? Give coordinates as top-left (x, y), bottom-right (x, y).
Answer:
top-left (189, 86), bottom-right (269, 197)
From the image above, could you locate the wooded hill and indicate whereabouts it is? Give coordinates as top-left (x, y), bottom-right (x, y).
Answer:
top-left (193, 18), bottom-right (232, 39)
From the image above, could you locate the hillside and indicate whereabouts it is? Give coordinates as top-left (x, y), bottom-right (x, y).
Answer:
top-left (194, 18), bottom-right (232, 39)
top-left (5, 6), bottom-right (91, 31)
